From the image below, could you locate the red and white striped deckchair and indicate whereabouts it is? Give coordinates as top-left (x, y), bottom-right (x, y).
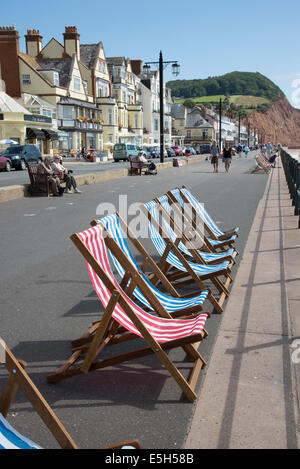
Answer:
top-left (47, 225), bottom-right (209, 402)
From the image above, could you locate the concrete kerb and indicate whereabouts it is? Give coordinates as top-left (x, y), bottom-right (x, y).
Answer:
top-left (0, 156), bottom-right (206, 203)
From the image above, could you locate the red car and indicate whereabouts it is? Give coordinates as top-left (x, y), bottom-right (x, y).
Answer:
top-left (171, 146), bottom-right (183, 156)
top-left (0, 154), bottom-right (12, 171)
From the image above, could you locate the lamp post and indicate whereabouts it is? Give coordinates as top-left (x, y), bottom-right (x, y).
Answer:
top-left (219, 98), bottom-right (222, 151)
top-left (143, 51), bottom-right (180, 163)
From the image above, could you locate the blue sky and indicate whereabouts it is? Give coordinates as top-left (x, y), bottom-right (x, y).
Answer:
top-left (2, 0), bottom-right (300, 107)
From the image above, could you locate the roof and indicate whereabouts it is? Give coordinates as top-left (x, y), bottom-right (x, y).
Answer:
top-left (80, 44), bottom-right (99, 69)
top-left (36, 60), bottom-right (73, 88)
top-left (0, 91), bottom-right (30, 113)
top-left (106, 57), bottom-right (125, 66)
top-left (171, 103), bottom-right (186, 119)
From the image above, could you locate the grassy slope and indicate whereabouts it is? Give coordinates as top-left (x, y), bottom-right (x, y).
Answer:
top-left (175, 94), bottom-right (271, 107)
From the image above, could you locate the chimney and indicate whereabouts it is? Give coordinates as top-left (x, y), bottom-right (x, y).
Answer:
top-left (0, 26), bottom-right (21, 97)
top-left (63, 26), bottom-right (80, 60)
top-left (131, 60), bottom-right (143, 76)
top-left (25, 29), bottom-right (43, 57)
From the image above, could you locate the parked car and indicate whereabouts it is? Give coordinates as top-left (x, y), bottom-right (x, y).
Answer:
top-left (167, 147), bottom-right (176, 157)
top-left (194, 145), bottom-right (201, 154)
top-left (171, 146), bottom-right (183, 156)
top-left (113, 143), bottom-right (139, 162)
top-left (150, 147), bottom-right (168, 159)
top-left (185, 146), bottom-right (196, 155)
top-left (2, 144), bottom-right (42, 170)
top-left (0, 154), bottom-right (12, 172)
top-left (200, 144), bottom-right (211, 154)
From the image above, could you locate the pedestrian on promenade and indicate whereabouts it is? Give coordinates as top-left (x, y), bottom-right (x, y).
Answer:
top-left (37, 157), bottom-right (64, 197)
top-left (210, 140), bottom-right (219, 172)
top-left (51, 156), bottom-right (82, 194)
top-left (223, 142), bottom-right (232, 172)
top-left (267, 142), bottom-right (273, 157)
top-left (244, 145), bottom-right (249, 158)
top-left (237, 143), bottom-right (243, 158)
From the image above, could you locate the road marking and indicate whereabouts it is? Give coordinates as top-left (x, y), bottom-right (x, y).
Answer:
top-left (24, 214), bottom-right (36, 217)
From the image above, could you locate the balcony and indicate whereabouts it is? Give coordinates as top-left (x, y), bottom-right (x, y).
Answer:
top-left (58, 119), bottom-right (103, 132)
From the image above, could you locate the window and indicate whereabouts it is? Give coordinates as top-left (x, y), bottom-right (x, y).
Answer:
top-left (108, 109), bottom-right (113, 125)
top-left (73, 77), bottom-right (81, 91)
top-left (154, 119), bottom-right (158, 131)
top-left (62, 106), bottom-right (74, 120)
top-left (134, 114), bottom-right (138, 129)
top-left (53, 72), bottom-right (59, 86)
top-left (83, 80), bottom-right (88, 94)
top-left (22, 74), bottom-right (31, 85)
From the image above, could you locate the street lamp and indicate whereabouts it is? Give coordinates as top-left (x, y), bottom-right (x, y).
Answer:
top-left (143, 51), bottom-right (180, 163)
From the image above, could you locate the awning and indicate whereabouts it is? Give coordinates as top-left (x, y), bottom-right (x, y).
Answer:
top-left (26, 127), bottom-right (45, 140)
top-left (42, 129), bottom-right (59, 140)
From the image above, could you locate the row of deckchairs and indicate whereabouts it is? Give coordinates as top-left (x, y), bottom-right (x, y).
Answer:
top-left (253, 152), bottom-right (275, 174)
top-left (1, 186), bottom-right (239, 449)
top-left (47, 186), bottom-right (239, 402)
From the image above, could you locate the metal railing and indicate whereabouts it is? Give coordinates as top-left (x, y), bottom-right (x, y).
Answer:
top-left (281, 148), bottom-right (300, 228)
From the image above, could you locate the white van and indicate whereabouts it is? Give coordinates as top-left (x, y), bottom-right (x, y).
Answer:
top-left (113, 143), bottom-right (139, 162)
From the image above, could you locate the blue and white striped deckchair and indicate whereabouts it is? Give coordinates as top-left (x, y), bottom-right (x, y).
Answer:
top-left (168, 189), bottom-right (238, 250)
top-left (142, 201), bottom-right (232, 313)
top-left (0, 413), bottom-right (41, 449)
top-left (156, 194), bottom-right (235, 265)
top-left (180, 187), bottom-right (239, 242)
top-left (97, 213), bottom-right (210, 317)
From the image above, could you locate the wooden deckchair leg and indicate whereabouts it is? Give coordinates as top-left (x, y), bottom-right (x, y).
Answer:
top-left (80, 291), bottom-right (120, 374)
top-left (0, 359), bottom-right (26, 418)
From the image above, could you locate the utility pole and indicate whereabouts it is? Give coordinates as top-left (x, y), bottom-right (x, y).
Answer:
top-left (219, 98), bottom-right (222, 151)
top-left (238, 112), bottom-right (241, 145)
top-left (159, 51), bottom-right (164, 164)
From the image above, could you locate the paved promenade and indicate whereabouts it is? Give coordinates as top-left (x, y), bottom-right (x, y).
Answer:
top-left (185, 162), bottom-right (300, 449)
top-left (0, 153), bottom-right (298, 448)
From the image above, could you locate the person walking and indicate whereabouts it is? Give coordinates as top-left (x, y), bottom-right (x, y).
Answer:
top-left (210, 141), bottom-right (219, 172)
top-left (223, 142), bottom-right (232, 173)
top-left (244, 145), bottom-right (249, 158)
top-left (237, 143), bottom-right (243, 158)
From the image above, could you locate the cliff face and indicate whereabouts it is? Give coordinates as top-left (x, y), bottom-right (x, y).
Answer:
top-left (247, 97), bottom-right (300, 146)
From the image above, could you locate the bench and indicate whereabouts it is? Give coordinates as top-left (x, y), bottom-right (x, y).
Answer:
top-left (27, 163), bottom-right (65, 197)
top-left (129, 155), bottom-right (149, 176)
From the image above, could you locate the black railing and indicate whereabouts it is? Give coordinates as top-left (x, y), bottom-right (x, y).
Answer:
top-left (281, 148), bottom-right (300, 228)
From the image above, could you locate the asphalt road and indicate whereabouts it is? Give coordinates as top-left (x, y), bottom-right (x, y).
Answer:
top-left (0, 151), bottom-right (268, 449)
top-left (0, 155), bottom-right (202, 188)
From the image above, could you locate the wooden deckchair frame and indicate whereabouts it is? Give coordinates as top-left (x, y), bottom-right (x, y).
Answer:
top-left (174, 186), bottom-right (239, 249)
top-left (140, 203), bottom-right (231, 313)
top-left (0, 338), bottom-right (141, 449)
top-left (166, 190), bottom-right (235, 254)
top-left (152, 196), bottom-right (234, 287)
top-left (46, 230), bottom-right (209, 402)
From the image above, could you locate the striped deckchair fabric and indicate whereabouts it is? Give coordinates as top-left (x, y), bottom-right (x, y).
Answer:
top-left (180, 187), bottom-right (239, 242)
top-left (142, 200), bottom-right (232, 313)
top-left (0, 414), bottom-right (41, 449)
top-left (97, 213), bottom-right (209, 316)
top-left (156, 194), bottom-right (236, 265)
top-left (47, 225), bottom-right (210, 401)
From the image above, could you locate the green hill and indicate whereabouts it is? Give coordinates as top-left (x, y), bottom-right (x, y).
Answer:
top-left (167, 71), bottom-right (284, 103)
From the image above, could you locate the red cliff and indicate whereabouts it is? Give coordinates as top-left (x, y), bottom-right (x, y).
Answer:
top-left (247, 97), bottom-right (300, 146)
